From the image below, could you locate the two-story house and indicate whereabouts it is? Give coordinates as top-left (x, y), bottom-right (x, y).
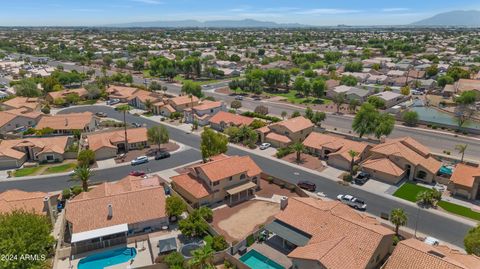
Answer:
top-left (257, 116), bottom-right (314, 148)
top-left (184, 101), bottom-right (226, 126)
top-left (171, 154), bottom-right (262, 208)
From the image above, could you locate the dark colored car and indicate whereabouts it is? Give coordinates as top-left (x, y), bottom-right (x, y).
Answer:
top-left (129, 170), bottom-right (146, 176)
top-left (297, 181), bottom-right (316, 192)
top-left (155, 151), bottom-right (171, 160)
top-left (354, 172), bottom-right (370, 185)
top-left (95, 112), bottom-right (107, 117)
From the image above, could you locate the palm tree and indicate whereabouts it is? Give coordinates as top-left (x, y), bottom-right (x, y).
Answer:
top-left (455, 144), bottom-right (468, 163)
top-left (144, 99), bottom-right (153, 113)
top-left (71, 165), bottom-right (93, 192)
top-left (116, 104), bottom-right (131, 153)
top-left (188, 245), bottom-right (214, 269)
top-left (292, 142), bottom-right (305, 163)
top-left (281, 111), bottom-right (287, 120)
top-left (348, 150), bottom-right (359, 176)
top-left (390, 208), bottom-right (407, 235)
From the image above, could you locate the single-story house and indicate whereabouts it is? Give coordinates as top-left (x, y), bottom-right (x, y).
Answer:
top-left (0, 108), bottom-right (43, 134)
top-left (35, 112), bottom-right (98, 134)
top-left (448, 163), bottom-right (480, 200)
top-left (209, 111), bottom-right (254, 131)
top-left (2, 97), bottom-right (41, 111)
top-left (46, 88), bottom-right (88, 103)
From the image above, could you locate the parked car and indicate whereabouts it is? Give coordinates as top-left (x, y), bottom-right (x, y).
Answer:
top-left (131, 156), bottom-right (149, 166)
top-left (107, 99), bottom-right (120, 105)
top-left (337, 194), bottom-right (367, 210)
top-left (297, 181), bottom-right (316, 192)
top-left (259, 143), bottom-right (271, 150)
top-left (155, 151), bottom-right (171, 160)
top-left (433, 183), bottom-right (446, 192)
top-left (424, 236), bottom-right (440, 246)
top-left (132, 122), bottom-right (142, 128)
top-left (354, 172), bottom-right (370, 185)
top-left (129, 170), bottom-right (146, 177)
top-left (235, 95), bottom-right (243, 100)
top-left (95, 112), bottom-right (107, 117)
top-left (252, 96), bottom-right (262, 101)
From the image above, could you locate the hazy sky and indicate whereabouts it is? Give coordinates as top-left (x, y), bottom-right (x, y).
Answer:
top-left (0, 0), bottom-right (479, 26)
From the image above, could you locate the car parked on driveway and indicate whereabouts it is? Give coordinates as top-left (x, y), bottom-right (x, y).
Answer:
top-left (297, 181), bottom-right (316, 192)
top-left (107, 99), bottom-right (120, 105)
top-left (132, 122), bottom-right (142, 128)
top-left (337, 194), bottom-right (367, 210)
top-left (131, 156), bottom-right (149, 166)
top-left (235, 95), bottom-right (243, 100)
top-left (155, 151), bottom-right (171, 160)
top-left (129, 170), bottom-right (146, 177)
top-left (354, 172), bottom-right (370, 185)
top-left (95, 112), bottom-right (107, 117)
top-left (259, 143), bottom-right (271, 150)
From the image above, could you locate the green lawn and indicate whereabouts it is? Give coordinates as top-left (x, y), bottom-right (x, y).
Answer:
top-left (437, 201), bottom-right (480, 221)
top-left (13, 166), bottom-right (43, 177)
top-left (43, 163), bottom-right (77, 175)
top-left (269, 89), bottom-right (331, 105)
top-left (174, 75), bottom-right (230, 86)
top-left (393, 182), bottom-right (430, 202)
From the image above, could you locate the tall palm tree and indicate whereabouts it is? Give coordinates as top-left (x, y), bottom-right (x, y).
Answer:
top-left (292, 142), bottom-right (305, 163)
top-left (116, 104), bottom-right (131, 153)
top-left (188, 245), bottom-right (214, 269)
top-left (455, 144), bottom-right (468, 163)
top-left (348, 150), bottom-right (359, 176)
top-left (144, 99), bottom-right (153, 113)
top-left (71, 165), bottom-right (93, 192)
top-left (390, 208), bottom-right (408, 236)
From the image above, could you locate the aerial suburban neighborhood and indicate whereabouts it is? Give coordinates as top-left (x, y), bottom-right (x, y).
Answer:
top-left (1, 1), bottom-right (480, 269)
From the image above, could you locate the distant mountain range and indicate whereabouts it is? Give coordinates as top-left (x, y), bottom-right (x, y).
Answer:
top-left (104, 19), bottom-right (310, 28)
top-left (411, 10), bottom-right (480, 26)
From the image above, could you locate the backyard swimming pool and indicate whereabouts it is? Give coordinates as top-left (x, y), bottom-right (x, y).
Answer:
top-left (240, 249), bottom-right (285, 269)
top-left (78, 247), bottom-right (136, 269)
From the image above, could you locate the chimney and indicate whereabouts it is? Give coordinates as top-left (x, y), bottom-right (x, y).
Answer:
top-left (280, 196), bottom-right (288, 210)
top-left (65, 118), bottom-right (68, 126)
top-left (107, 204), bottom-right (113, 219)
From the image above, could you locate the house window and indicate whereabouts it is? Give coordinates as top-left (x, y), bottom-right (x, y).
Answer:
top-left (229, 176), bottom-right (233, 181)
top-left (240, 174), bottom-right (246, 180)
top-left (252, 176), bottom-right (257, 184)
top-left (46, 155), bottom-right (54, 161)
top-left (213, 181), bottom-right (219, 186)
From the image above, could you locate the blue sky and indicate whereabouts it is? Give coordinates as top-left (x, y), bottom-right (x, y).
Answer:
top-left (0, 0), bottom-right (479, 26)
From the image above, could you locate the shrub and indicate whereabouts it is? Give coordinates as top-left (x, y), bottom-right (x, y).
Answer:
top-left (71, 185), bottom-right (83, 195)
top-left (164, 252), bottom-right (185, 268)
top-left (342, 173), bottom-right (353, 182)
top-left (276, 147), bottom-right (293, 158)
top-left (393, 235), bottom-right (401, 246)
top-left (211, 235), bottom-right (229, 251)
top-left (62, 188), bottom-right (71, 200)
top-left (246, 234), bottom-right (255, 246)
top-left (352, 165), bottom-right (360, 175)
top-left (266, 177), bottom-right (274, 184)
top-left (77, 149), bottom-right (95, 166)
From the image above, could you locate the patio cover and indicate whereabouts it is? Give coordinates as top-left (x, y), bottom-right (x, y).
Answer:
top-left (226, 181), bottom-right (256, 195)
top-left (71, 223), bottom-right (128, 243)
top-left (158, 237), bottom-right (178, 254)
top-left (265, 220), bottom-right (311, 247)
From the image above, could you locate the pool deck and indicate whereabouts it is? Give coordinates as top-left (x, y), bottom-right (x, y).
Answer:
top-left (55, 241), bottom-right (153, 269)
top-left (236, 241), bottom-right (292, 269)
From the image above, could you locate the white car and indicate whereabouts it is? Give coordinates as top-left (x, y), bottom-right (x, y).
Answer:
top-left (337, 194), bottom-right (367, 210)
top-left (424, 236), bottom-right (440, 246)
top-left (131, 156), bottom-right (149, 166)
top-left (259, 143), bottom-right (271, 150)
top-left (433, 183), bottom-right (446, 192)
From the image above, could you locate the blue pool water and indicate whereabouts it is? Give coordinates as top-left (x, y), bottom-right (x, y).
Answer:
top-left (240, 249), bottom-right (285, 269)
top-left (439, 165), bottom-right (453, 175)
top-left (78, 247), bottom-right (137, 269)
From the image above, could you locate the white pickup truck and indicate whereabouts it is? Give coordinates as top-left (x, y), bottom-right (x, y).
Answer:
top-left (337, 194), bottom-right (367, 210)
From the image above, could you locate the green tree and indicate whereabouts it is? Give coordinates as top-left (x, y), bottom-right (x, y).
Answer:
top-left (332, 93), bottom-right (346, 114)
top-left (200, 128), bottom-right (228, 162)
top-left (402, 111), bottom-right (419, 126)
top-left (400, 86), bottom-right (411, 96)
top-left (390, 208), bottom-right (408, 235)
top-left (437, 75), bottom-right (454, 87)
top-left (181, 80), bottom-right (203, 98)
top-left (292, 142), bottom-right (305, 163)
top-left (348, 150), bottom-right (359, 176)
top-left (211, 235), bottom-right (228, 251)
top-left (0, 211), bottom-right (55, 269)
top-left (348, 99), bottom-right (360, 112)
top-left (374, 113), bottom-right (395, 139)
top-left (14, 79), bottom-right (42, 97)
top-left (179, 210), bottom-right (209, 238)
top-left (77, 149), bottom-right (95, 167)
top-left (164, 252), bottom-right (185, 269)
top-left (340, 75), bottom-right (357, 86)
top-left (188, 244), bottom-right (214, 269)
top-left (230, 100), bottom-right (242, 111)
top-left (144, 99), bottom-right (153, 113)
top-left (304, 106), bottom-right (314, 120)
top-left (311, 78), bottom-right (326, 98)
top-left (71, 165), bottom-right (93, 192)
top-left (352, 103), bottom-right (379, 138)
top-left (149, 81), bottom-right (162, 92)
top-left (116, 104), bottom-right (131, 152)
top-left (455, 144), bottom-right (468, 163)
top-left (281, 111), bottom-right (287, 120)
top-left (464, 225), bottom-right (480, 256)
top-left (367, 95), bottom-right (386, 109)
top-left (147, 125), bottom-right (169, 151)
top-left (165, 196), bottom-right (187, 219)
top-left (198, 206), bottom-right (213, 222)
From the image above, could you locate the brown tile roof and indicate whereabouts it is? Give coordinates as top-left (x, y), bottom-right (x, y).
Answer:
top-left (266, 132), bottom-right (292, 144)
top-left (107, 85), bottom-right (138, 99)
top-left (129, 89), bottom-right (161, 103)
top-left (0, 189), bottom-right (48, 215)
top-left (169, 95), bottom-right (199, 106)
top-left (209, 111), bottom-right (254, 127)
top-left (278, 197), bottom-right (394, 269)
top-left (0, 109), bottom-right (42, 128)
top-left (362, 158), bottom-right (405, 176)
top-left (303, 132), bottom-right (369, 161)
top-left (450, 163), bottom-right (480, 188)
top-left (193, 101), bottom-right (223, 111)
top-left (171, 173), bottom-right (211, 199)
top-left (3, 97), bottom-right (39, 110)
top-left (370, 137), bottom-right (441, 174)
top-left (0, 136), bottom-right (69, 159)
top-left (86, 128), bottom-right (148, 152)
top-left (384, 238), bottom-right (480, 269)
top-left (65, 175), bottom-right (166, 233)
top-left (192, 154), bottom-right (262, 182)
top-left (271, 116), bottom-right (313, 133)
top-left (36, 112), bottom-right (94, 130)
top-left (455, 79), bottom-right (480, 93)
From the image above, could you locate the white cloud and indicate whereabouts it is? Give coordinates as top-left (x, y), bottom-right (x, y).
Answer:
top-left (295, 9), bottom-right (362, 15)
top-left (131, 0), bottom-right (163, 5)
top-left (382, 8), bottom-right (410, 12)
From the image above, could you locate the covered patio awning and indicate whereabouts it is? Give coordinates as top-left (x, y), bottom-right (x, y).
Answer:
top-left (71, 223), bottom-right (128, 243)
top-left (158, 237), bottom-right (178, 254)
top-left (265, 220), bottom-right (311, 247)
top-left (226, 181), bottom-right (257, 195)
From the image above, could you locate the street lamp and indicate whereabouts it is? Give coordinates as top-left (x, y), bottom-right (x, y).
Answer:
top-left (414, 206), bottom-right (421, 238)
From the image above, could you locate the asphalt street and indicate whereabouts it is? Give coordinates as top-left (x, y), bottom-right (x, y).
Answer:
top-left (0, 105), bottom-right (474, 248)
